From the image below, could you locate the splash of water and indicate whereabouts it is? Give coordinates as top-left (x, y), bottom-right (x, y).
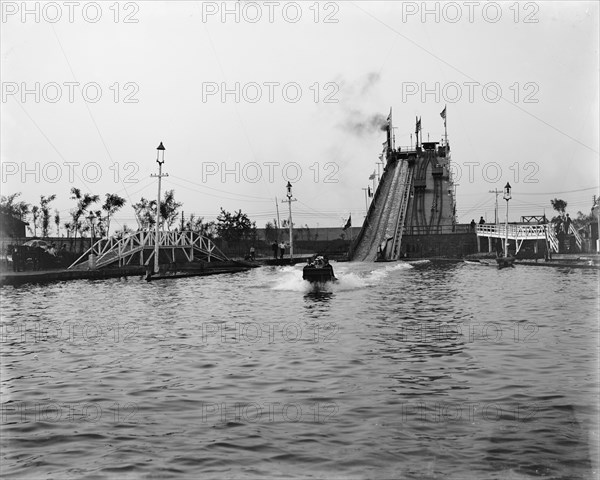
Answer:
top-left (270, 261), bottom-right (415, 292)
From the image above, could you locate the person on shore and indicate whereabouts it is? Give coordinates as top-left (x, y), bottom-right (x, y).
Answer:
top-left (279, 241), bottom-right (285, 260)
top-left (32, 246), bottom-right (42, 271)
top-left (249, 246), bottom-right (255, 261)
top-left (271, 242), bottom-right (278, 259)
top-left (11, 245), bottom-right (20, 272)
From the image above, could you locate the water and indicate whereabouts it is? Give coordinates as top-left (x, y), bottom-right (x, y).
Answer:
top-left (1, 261), bottom-right (598, 479)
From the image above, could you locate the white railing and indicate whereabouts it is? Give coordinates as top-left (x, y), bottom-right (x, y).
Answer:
top-left (69, 230), bottom-right (228, 270)
top-left (390, 162), bottom-right (414, 260)
top-left (476, 223), bottom-right (560, 253)
top-left (547, 229), bottom-right (559, 253)
top-left (569, 224), bottom-right (582, 249)
top-left (476, 223), bottom-right (550, 239)
top-left (477, 223), bottom-right (583, 253)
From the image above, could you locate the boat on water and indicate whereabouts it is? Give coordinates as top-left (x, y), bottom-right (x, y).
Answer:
top-left (496, 255), bottom-right (515, 269)
top-left (303, 256), bottom-right (336, 283)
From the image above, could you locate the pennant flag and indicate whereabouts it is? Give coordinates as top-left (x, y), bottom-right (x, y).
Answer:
top-left (369, 171), bottom-right (376, 180)
top-left (440, 107), bottom-right (446, 119)
top-left (343, 214), bottom-right (351, 230)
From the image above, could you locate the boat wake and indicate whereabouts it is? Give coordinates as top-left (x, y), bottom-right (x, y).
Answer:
top-left (270, 261), bottom-right (414, 292)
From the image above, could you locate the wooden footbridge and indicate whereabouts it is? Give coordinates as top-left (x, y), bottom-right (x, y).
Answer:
top-left (475, 223), bottom-right (582, 255)
top-left (68, 230), bottom-right (228, 270)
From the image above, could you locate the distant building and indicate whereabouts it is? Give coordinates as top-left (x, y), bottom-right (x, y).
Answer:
top-left (0, 213), bottom-right (28, 239)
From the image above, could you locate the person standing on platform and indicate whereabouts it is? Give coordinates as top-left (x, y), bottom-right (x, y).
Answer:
top-left (470, 219), bottom-right (476, 231)
top-left (271, 242), bottom-right (278, 259)
top-left (479, 216), bottom-right (485, 225)
top-left (279, 241), bottom-right (285, 260)
top-left (564, 213), bottom-right (572, 234)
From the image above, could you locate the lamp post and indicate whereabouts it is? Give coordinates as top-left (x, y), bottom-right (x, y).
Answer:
top-left (151, 142), bottom-right (168, 274)
top-left (87, 211), bottom-right (96, 269)
top-left (282, 182), bottom-right (297, 260)
top-left (503, 182), bottom-right (512, 257)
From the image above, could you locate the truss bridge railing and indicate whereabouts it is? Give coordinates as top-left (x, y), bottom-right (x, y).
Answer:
top-left (68, 230), bottom-right (228, 270)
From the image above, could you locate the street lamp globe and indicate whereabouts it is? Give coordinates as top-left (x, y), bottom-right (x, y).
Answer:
top-left (157, 142), bottom-right (166, 164)
top-left (503, 182), bottom-right (512, 201)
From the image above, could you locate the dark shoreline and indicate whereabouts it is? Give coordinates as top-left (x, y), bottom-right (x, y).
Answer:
top-left (0, 262), bottom-right (254, 287)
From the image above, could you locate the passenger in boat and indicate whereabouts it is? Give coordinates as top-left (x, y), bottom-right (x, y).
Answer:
top-left (323, 256), bottom-right (335, 277)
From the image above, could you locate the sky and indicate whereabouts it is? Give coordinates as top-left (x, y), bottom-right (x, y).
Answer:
top-left (1, 1), bottom-right (598, 234)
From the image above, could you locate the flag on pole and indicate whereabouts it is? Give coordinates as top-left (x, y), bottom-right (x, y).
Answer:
top-left (368, 186), bottom-right (373, 198)
top-left (369, 171), bottom-right (376, 180)
top-left (343, 214), bottom-right (351, 230)
top-left (415, 116), bottom-right (421, 133)
top-left (440, 107), bottom-right (446, 119)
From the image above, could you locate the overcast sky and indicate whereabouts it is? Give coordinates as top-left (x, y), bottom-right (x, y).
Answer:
top-left (2, 1), bottom-right (598, 232)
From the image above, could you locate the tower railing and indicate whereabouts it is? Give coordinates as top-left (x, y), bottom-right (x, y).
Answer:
top-left (390, 162), bottom-right (415, 259)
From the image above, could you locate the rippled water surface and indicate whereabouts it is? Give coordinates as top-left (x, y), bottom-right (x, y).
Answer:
top-left (1, 261), bottom-right (598, 479)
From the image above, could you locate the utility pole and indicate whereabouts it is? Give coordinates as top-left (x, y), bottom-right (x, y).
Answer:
top-left (281, 183), bottom-right (296, 260)
top-left (594, 195), bottom-right (600, 253)
top-left (151, 142), bottom-right (167, 274)
top-left (489, 188), bottom-right (501, 224)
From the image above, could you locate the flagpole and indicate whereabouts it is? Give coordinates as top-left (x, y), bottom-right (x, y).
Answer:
top-left (389, 107), bottom-right (394, 150)
top-left (444, 105), bottom-right (448, 147)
